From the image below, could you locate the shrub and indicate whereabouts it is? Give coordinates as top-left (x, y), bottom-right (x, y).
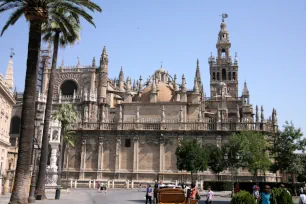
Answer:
top-left (230, 190), bottom-right (256, 204)
top-left (271, 187), bottom-right (294, 204)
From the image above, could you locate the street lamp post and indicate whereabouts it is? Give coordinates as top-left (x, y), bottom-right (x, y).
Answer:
top-left (28, 137), bottom-right (40, 203)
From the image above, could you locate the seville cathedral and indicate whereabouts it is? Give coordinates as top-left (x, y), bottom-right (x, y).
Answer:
top-left (9, 18), bottom-right (279, 184)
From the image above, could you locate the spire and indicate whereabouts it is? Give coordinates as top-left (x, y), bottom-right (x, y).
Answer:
top-left (181, 74), bottom-right (186, 92)
top-left (92, 57), bottom-right (96, 67)
top-left (119, 67), bottom-right (124, 91)
top-left (126, 77), bottom-right (132, 91)
top-left (100, 46), bottom-right (108, 66)
top-left (242, 81), bottom-right (249, 96)
top-left (4, 53), bottom-right (14, 90)
top-left (139, 75), bottom-right (143, 91)
top-left (261, 105), bottom-right (265, 123)
top-left (255, 105), bottom-right (259, 123)
top-left (193, 77), bottom-right (199, 94)
top-left (132, 79), bottom-right (136, 91)
top-left (61, 59), bottom-right (65, 69)
top-left (77, 57), bottom-right (81, 68)
top-left (173, 74), bottom-right (178, 91)
top-left (216, 14), bottom-right (231, 63)
top-left (195, 59), bottom-right (201, 82)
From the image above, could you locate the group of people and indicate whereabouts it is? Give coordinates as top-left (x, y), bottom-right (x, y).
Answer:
top-left (96, 181), bottom-right (107, 193)
top-left (252, 183), bottom-right (306, 204)
top-left (144, 180), bottom-right (214, 204)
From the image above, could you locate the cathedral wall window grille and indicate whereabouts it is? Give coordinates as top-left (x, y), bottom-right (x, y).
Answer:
top-left (125, 139), bottom-right (131, 148)
top-left (222, 69), bottom-right (226, 80)
top-left (217, 72), bottom-right (220, 81)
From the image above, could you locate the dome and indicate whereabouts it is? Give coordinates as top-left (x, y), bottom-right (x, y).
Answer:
top-left (135, 82), bottom-right (174, 102)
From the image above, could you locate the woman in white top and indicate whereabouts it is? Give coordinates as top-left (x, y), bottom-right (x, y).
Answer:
top-left (300, 188), bottom-right (306, 204)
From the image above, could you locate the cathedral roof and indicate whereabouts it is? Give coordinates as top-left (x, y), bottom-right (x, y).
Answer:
top-left (134, 81), bottom-right (174, 102)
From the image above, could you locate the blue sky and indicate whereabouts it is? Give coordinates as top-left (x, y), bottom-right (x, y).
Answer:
top-left (0, 0), bottom-right (305, 133)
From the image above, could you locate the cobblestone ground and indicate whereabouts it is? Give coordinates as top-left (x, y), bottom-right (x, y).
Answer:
top-left (0, 189), bottom-right (300, 204)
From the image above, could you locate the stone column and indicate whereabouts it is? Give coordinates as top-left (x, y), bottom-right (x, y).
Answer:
top-left (159, 136), bottom-right (165, 173)
top-left (79, 136), bottom-right (87, 179)
top-left (97, 136), bottom-right (104, 179)
top-left (132, 137), bottom-right (139, 175)
top-left (115, 136), bottom-right (121, 172)
top-left (46, 142), bottom-right (60, 187)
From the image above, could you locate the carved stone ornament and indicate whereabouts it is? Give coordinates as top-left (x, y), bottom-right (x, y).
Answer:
top-left (98, 136), bottom-right (104, 145)
top-left (54, 73), bottom-right (81, 96)
top-left (133, 136), bottom-right (139, 142)
top-left (116, 137), bottom-right (121, 144)
top-left (81, 137), bottom-right (87, 145)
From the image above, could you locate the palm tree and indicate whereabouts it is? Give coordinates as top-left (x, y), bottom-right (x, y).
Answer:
top-left (35, 7), bottom-right (101, 199)
top-left (51, 104), bottom-right (77, 198)
top-left (0, 1), bottom-right (101, 203)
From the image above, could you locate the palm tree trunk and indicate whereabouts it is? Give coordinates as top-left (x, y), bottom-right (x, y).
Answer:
top-left (55, 125), bottom-right (65, 199)
top-left (36, 32), bottom-right (60, 200)
top-left (9, 20), bottom-right (43, 204)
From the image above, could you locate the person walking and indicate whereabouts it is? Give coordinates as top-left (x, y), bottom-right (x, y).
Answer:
top-left (300, 188), bottom-right (306, 204)
top-left (97, 181), bottom-right (101, 193)
top-left (252, 186), bottom-right (260, 203)
top-left (260, 185), bottom-right (271, 204)
top-left (145, 184), bottom-right (153, 204)
top-left (205, 187), bottom-right (214, 204)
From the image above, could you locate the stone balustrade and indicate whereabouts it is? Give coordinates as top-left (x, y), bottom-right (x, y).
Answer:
top-left (73, 119), bottom-right (274, 132)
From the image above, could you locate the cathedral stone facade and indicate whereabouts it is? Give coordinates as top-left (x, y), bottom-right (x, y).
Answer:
top-left (11, 19), bottom-right (279, 183)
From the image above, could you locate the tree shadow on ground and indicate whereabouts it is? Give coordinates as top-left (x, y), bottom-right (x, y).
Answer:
top-left (126, 200), bottom-right (145, 203)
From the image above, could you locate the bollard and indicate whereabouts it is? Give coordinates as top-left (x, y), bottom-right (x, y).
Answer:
top-left (112, 180), bottom-right (115, 189)
top-left (74, 180), bottom-right (77, 189)
top-left (70, 180), bottom-right (73, 189)
top-left (131, 180), bottom-right (134, 189)
top-left (126, 180), bottom-right (129, 189)
top-left (93, 179), bottom-right (96, 189)
top-left (89, 180), bottom-right (91, 188)
top-left (175, 180), bottom-right (178, 186)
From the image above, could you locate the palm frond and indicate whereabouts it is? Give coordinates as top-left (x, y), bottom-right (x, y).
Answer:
top-left (1, 6), bottom-right (24, 36)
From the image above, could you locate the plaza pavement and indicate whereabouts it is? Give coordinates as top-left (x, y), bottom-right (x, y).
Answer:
top-left (0, 189), bottom-right (300, 204)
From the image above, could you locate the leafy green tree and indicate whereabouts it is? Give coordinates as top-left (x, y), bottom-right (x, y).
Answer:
top-left (226, 131), bottom-right (271, 182)
top-left (175, 139), bottom-right (208, 183)
top-left (206, 145), bottom-right (225, 181)
top-left (0, 1), bottom-right (101, 203)
top-left (36, 5), bottom-right (101, 199)
top-left (271, 187), bottom-right (294, 204)
top-left (51, 104), bottom-right (77, 198)
top-left (271, 121), bottom-right (305, 195)
top-left (230, 190), bottom-right (256, 204)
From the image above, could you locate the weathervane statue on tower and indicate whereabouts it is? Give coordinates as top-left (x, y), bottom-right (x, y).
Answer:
top-left (221, 13), bottom-right (228, 22)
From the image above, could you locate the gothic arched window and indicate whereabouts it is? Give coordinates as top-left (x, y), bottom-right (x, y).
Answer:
top-left (222, 69), bottom-right (226, 80)
top-left (233, 72), bottom-right (236, 80)
top-left (60, 80), bottom-right (78, 96)
top-left (10, 116), bottom-right (21, 134)
top-left (228, 72), bottom-right (231, 80)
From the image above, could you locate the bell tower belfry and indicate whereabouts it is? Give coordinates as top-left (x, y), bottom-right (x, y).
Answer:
top-left (208, 14), bottom-right (239, 98)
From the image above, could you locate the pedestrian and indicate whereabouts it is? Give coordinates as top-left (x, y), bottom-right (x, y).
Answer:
top-left (138, 183), bottom-right (142, 192)
top-left (145, 184), bottom-right (153, 204)
top-left (300, 188), bottom-right (306, 204)
top-left (260, 185), bottom-right (271, 204)
top-left (97, 181), bottom-right (101, 193)
top-left (252, 186), bottom-right (260, 203)
top-left (205, 187), bottom-right (214, 204)
top-left (101, 182), bottom-right (107, 193)
top-left (190, 183), bottom-right (197, 199)
top-left (154, 181), bottom-right (159, 204)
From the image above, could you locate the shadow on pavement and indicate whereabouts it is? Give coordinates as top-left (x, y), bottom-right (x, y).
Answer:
top-left (199, 201), bottom-right (230, 204)
top-left (126, 200), bottom-right (146, 203)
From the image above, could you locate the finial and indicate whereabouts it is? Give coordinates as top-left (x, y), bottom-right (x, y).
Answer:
top-left (221, 13), bottom-right (228, 22)
top-left (92, 57), bottom-right (96, 67)
top-left (197, 58), bottom-right (199, 68)
top-left (77, 57), bottom-right (80, 67)
top-left (10, 48), bottom-right (15, 58)
top-left (61, 59), bottom-right (64, 69)
top-left (160, 61), bottom-right (163, 68)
